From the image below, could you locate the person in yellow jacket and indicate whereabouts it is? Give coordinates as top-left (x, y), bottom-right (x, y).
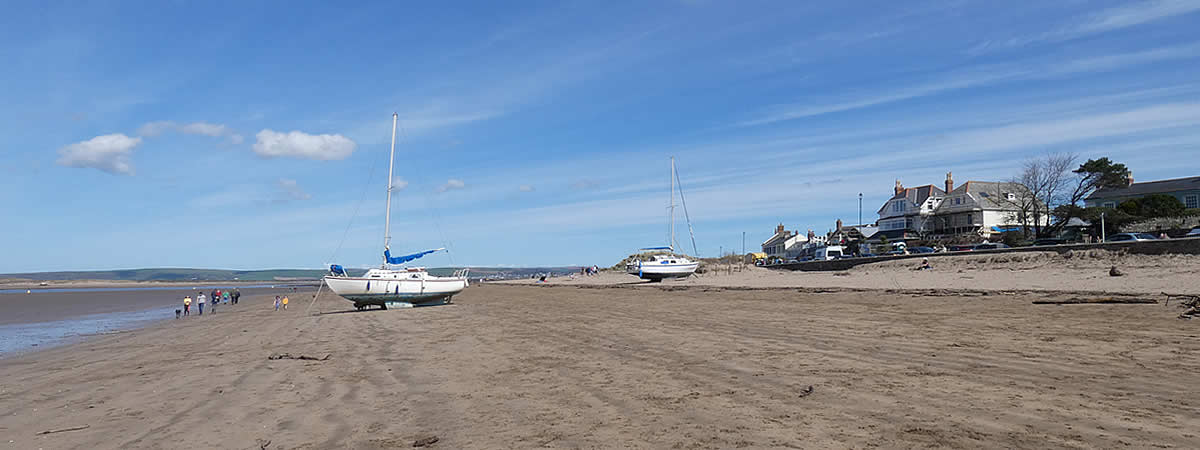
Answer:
top-left (183, 296), bottom-right (192, 316)
top-left (281, 295), bottom-right (289, 310)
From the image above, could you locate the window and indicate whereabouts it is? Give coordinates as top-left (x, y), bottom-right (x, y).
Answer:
top-left (954, 197), bottom-right (961, 205)
top-left (1186, 194), bottom-right (1198, 209)
top-left (892, 201), bottom-right (905, 212)
top-left (966, 214), bottom-right (973, 224)
top-left (1103, 202), bottom-right (1116, 209)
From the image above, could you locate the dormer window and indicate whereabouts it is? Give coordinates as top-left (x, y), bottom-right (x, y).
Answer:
top-left (1005, 193), bottom-right (1016, 201)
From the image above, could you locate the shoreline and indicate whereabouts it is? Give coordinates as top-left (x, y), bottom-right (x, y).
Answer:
top-left (0, 279), bottom-right (320, 291)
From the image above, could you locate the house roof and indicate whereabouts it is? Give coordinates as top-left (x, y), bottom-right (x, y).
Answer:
top-left (877, 184), bottom-right (945, 214)
top-left (936, 181), bottom-right (1025, 211)
top-left (1085, 176), bottom-right (1200, 200)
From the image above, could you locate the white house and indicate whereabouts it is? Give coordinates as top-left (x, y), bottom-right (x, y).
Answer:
top-left (874, 179), bottom-right (945, 242)
top-left (761, 224), bottom-right (808, 259)
top-left (931, 177), bottom-right (1043, 236)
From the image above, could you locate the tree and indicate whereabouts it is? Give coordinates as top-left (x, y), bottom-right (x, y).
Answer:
top-left (1118, 194), bottom-right (1186, 218)
top-left (1005, 153), bottom-right (1076, 238)
top-left (1052, 157), bottom-right (1130, 232)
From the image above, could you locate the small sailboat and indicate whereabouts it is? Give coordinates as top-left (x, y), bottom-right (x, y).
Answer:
top-left (324, 113), bottom-right (469, 310)
top-left (627, 157), bottom-right (699, 281)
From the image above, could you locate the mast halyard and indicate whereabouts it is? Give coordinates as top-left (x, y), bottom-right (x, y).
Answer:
top-left (383, 113), bottom-right (398, 267)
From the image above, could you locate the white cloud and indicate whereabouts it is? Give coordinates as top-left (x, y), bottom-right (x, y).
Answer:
top-left (55, 133), bottom-right (142, 175)
top-left (277, 178), bottom-right (312, 201)
top-left (391, 176), bottom-right (409, 191)
top-left (437, 179), bottom-right (465, 192)
top-left (518, 184), bottom-right (535, 192)
top-left (252, 129), bottom-right (356, 160)
top-left (177, 122), bottom-right (231, 136)
top-left (136, 121), bottom-right (174, 137)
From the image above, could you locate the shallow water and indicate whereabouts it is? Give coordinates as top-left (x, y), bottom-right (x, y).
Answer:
top-left (0, 283), bottom-right (290, 294)
top-left (0, 305), bottom-right (177, 357)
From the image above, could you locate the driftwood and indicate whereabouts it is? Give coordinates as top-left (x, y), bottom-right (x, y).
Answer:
top-left (797, 385), bottom-right (814, 398)
top-left (1163, 292), bottom-right (1200, 319)
top-left (413, 435), bottom-right (439, 447)
top-left (37, 425), bottom-right (89, 435)
top-left (1033, 298), bottom-right (1157, 305)
top-left (267, 353), bottom-right (331, 361)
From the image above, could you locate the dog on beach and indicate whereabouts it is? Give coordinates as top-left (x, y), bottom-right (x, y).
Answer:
top-left (175, 309), bottom-right (182, 319)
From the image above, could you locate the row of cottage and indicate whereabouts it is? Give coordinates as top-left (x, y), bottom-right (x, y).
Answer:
top-left (761, 172), bottom-right (1200, 260)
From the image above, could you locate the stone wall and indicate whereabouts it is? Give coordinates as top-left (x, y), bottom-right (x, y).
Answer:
top-left (770, 236), bottom-right (1200, 272)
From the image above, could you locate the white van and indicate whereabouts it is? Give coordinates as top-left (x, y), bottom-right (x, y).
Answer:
top-left (814, 245), bottom-right (845, 261)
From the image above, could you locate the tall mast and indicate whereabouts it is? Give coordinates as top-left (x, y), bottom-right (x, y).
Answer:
top-left (669, 156), bottom-right (676, 251)
top-left (383, 113), bottom-right (398, 266)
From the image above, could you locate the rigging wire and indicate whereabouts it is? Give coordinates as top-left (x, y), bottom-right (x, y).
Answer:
top-left (324, 126), bottom-right (383, 266)
top-left (396, 122), bottom-right (459, 268)
top-left (674, 161), bottom-right (700, 257)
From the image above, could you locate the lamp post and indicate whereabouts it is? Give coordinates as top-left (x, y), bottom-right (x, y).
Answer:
top-left (858, 193), bottom-right (863, 226)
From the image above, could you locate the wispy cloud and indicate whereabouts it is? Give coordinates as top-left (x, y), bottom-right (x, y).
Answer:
top-left (277, 178), bottom-right (312, 201)
top-left (518, 184), bottom-right (535, 192)
top-left (137, 120), bottom-right (243, 144)
top-left (253, 130), bottom-right (356, 160)
top-left (391, 176), bottom-right (409, 191)
top-left (437, 178), bottom-right (465, 192)
top-left (55, 133), bottom-right (141, 175)
top-left (737, 44), bottom-right (1200, 127)
top-left (1008, 0), bottom-right (1200, 47)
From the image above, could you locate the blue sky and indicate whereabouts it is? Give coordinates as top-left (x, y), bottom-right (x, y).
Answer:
top-left (3, 1), bottom-right (1200, 272)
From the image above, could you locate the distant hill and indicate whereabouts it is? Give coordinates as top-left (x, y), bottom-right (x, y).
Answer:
top-left (0, 266), bottom-right (582, 282)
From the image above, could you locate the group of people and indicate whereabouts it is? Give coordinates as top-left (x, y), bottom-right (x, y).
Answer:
top-left (580, 265), bottom-right (600, 276)
top-left (178, 288), bottom-right (241, 318)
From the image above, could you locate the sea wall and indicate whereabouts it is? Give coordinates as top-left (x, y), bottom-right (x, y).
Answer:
top-left (770, 236), bottom-right (1200, 272)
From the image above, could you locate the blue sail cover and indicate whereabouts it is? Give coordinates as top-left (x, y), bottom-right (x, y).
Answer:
top-left (639, 246), bottom-right (673, 250)
top-left (384, 248), bottom-right (442, 265)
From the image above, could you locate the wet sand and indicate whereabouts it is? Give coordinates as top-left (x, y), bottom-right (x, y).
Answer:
top-left (2, 283), bottom-right (1198, 448)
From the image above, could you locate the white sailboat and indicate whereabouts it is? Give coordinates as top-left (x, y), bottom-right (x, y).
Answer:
top-left (626, 157), bottom-right (699, 281)
top-left (324, 113), bottom-right (469, 310)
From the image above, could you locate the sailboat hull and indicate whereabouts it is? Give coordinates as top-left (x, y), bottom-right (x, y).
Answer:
top-left (324, 274), bottom-right (468, 307)
top-left (626, 262), bottom-right (699, 280)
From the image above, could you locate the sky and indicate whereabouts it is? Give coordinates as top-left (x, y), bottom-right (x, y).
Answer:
top-left (2, 1), bottom-right (1199, 272)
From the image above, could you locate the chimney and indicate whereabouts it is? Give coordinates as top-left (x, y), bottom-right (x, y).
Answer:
top-left (894, 179), bottom-right (903, 195)
top-left (945, 171), bottom-right (953, 193)
top-left (776, 223), bottom-right (785, 235)
top-left (836, 218), bottom-right (843, 232)
top-left (1127, 172), bottom-right (1135, 187)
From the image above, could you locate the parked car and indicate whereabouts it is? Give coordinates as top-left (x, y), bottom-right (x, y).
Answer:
top-left (948, 244), bottom-right (975, 252)
top-left (1187, 227), bottom-right (1200, 237)
top-left (911, 246), bottom-right (936, 254)
top-left (884, 250), bottom-right (906, 256)
top-left (973, 243), bottom-right (1011, 250)
top-left (1106, 233), bottom-right (1158, 242)
top-left (1033, 238), bottom-right (1066, 246)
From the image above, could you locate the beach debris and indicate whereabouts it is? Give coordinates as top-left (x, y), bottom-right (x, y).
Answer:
top-left (1108, 266), bottom-right (1125, 277)
top-left (797, 385), bottom-right (814, 398)
top-left (412, 435), bottom-right (439, 447)
top-left (1163, 292), bottom-right (1200, 319)
top-left (267, 353), bottom-right (331, 361)
top-left (37, 424), bottom-right (89, 435)
top-left (1032, 297), bottom-right (1157, 305)
top-left (256, 438), bottom-right (271, 449)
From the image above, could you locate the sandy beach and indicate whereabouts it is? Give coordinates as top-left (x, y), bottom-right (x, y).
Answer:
top-left (537, 249), bottom-right (1200, 296)
top-left (2, 276), bottom-right (1199, 449)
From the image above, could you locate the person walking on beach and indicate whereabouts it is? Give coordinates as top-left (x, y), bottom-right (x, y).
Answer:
top-left (183, 295), bottom-right (192, 316)
top-left (222, 290), bottom-right (231, 304)
top-left (210, 292), bottom-right (218, 314)
top-left (197, 292), bottom-right (206, 316)
top-left (274, 295), bottom-right (281, 311)
top-left (232, 288), bottom-right (240, 305)
top-left (281, 295), bottom-right (289, 310)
